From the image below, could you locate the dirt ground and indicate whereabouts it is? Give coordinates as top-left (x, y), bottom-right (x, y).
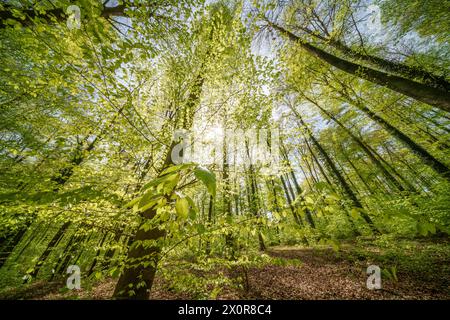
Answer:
top-left (1, 245), bottom-right (448, 300)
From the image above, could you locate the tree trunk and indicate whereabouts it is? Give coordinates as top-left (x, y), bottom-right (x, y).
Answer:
top-left (270, 22), bottom-right (450, 112)
top-left (339, 90), bottom-right (450, 181)
top-left (302, 28), bottom-right (450, 91)
top-left (294, 113), bottom-right (380, 234)
top-left (280, 143), bottom-right (315, 227)
top-left (113, 69), bottom-right (205, 299)
top-left (28, 221), bottom-right (71, 280)
top-left (301, 93), bottom-right (410, 192)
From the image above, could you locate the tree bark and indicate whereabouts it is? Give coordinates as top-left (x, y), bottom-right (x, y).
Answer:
top-left (113, 70), bottom-right (205, 299)
top-left (301, 28), bottom-right (450, 91)
top-left (269, 22), bottom-right (450, 112)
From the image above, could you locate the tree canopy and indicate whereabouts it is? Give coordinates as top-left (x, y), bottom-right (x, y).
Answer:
top-left (0, 0), bottom-right (449, 301)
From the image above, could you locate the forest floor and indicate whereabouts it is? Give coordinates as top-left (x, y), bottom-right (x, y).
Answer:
top-left (1, 238), bottom-right (449, 300)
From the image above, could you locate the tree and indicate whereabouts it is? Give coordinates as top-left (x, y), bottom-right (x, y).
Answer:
top-left (266, 22), bottom-right (450, 112)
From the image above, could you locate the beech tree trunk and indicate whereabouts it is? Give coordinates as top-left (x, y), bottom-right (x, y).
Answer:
top-left (270, 22), bottom-right (450, 112)
top-left (294, 113), bottom-right (380, 234)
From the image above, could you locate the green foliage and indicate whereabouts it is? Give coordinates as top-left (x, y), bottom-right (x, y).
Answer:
top-left (0, 0), bottom-right (448, 300)
top-left (194, 167), bottom-right (217, 198)
top-left (379, 0), bottom-right (450, 43)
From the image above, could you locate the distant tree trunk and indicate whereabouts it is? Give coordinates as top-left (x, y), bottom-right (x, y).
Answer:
top-left (294, 113), bottom-right (380, 234)
top-left (244, 142), bottom-right (266, 251)
top-left (12, 108), bottom-right (126, 276)
top-left (266, 178), bottom-right (281, 214)
top-left (304, 140), bottom-right (332, 185)
top-left (86, 232), bottom-right (110, 277)
top-left (301, 131), bottom-right (362, 234)
top-left (280, 143), bottom-right (315, 228)
top-left (222, 115), bottom-right (234, 255)
top-left (280, 175), bottom-right (303, 226)
top-left (51, 232), bottom-right (86, 280)
top-left (338, 89), bottom-right (450, 181)
top-left (13, 222), bottom-right (43, 262)
top-left (294, 154), bottom-right (315, 190)
top-left (205, 195), bottom-right (214, 255)
top-left (338, 143), bottom-right (376, 194)
top-left (302, 93), bottom-right (411, 192)
top-left (300, 28), bottom-right (450, 91)
top-left (0, 227), bottom-right (28, 268)
top-left (364, 143), bottom-right (417, 192)
top-left (49, 233), bottom-right (77, 280)
top-left (269, 22), bottom-right (450, 112)
top-left (99, 226), bottom-right (127, 272)
top-left (388, 107), bottom-right (450, 150)
top-left (284, 173), bottom-right (297, 204)
top-left (28, 221), bottom-right (71, 280)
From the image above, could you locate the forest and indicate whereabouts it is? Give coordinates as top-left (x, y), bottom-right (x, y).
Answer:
top-left (0, 0), bottom-right (449, 301)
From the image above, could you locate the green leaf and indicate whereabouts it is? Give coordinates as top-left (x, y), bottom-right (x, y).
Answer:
top-left (196, 223), bottom-right (206, 234)
top-left (186, 196), bottom-right (198, 219)
top-left (138, 191), bottom-right (163, 211)
top-left (175, 197), bottom-right (189, 219)
top-left (304, 196), bottom-right (314, 205)
top-left (140, 198), bottom-right (163, 212)
top-left (194, 167), bottom-right (216, 197)
top-left (160, 163), bottom-right (194, 176)
top-left (110, 267), bottom-right (121, 278)
top-left (142, 173), bottom-right (177, 191)
top-left (189, 209), bottom-right (197, 220)
top-left (314, 181), bottom-right (329, 191)
top-left (417, 222), bottom-right (436, 236)
top-left (326, 193), bottom-right (340, 202)
top-left (350, 208), bottom-right (360, 219)
top-left (124, 197), bottom-right (141, 209)
top-left (209, 286), bottom-right (221, 299)
top-left (329, 239), bottom-right (340, 252)
top-left (162, 173), bottom-right (180, 195)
